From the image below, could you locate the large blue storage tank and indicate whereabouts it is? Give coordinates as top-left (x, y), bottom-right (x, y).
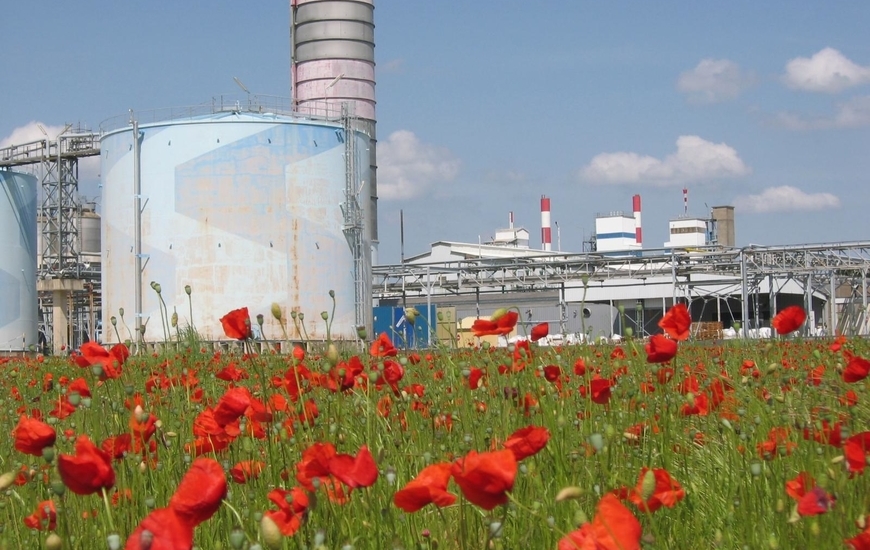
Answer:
top-left (100, 109), bottom-right (371, 341)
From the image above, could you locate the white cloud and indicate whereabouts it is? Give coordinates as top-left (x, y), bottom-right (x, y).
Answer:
top-left (773, 95), bottom-right (870, 130)
top-left (1, 121), bottom-right (100, 180)
top-left (783, 47), bottom-right (870, 93)
top-left (580, 135), bottom-right (750, 185)
top-left (677, 59), bottom-right (756, 103)
top-left (733, 186), bottom-right (841, 213)
top-left (378, 130), bottom-right (461, 200)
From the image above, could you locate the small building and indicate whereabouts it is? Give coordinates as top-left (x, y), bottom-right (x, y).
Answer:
top-left (595, 212), bottom-right (640, 252)
top-left (665, 217), bottom-right (708, 249)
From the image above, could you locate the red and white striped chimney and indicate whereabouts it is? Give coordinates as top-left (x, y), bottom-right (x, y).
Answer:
top-left (632, 194), bottom-right (642, 247)
top-left (683, 187), bottom-right (688, 215)
top-left (509, 211), bottom-right (514, 229)
top-left (541, 195), bottom-right (552, 251)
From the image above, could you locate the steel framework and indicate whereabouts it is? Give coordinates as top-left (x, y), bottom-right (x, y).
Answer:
top-left (373, 242), bottom-right (870, 336)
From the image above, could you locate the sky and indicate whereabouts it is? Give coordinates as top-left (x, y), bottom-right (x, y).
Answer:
top-left (2, 1), bottom-right (869, 265)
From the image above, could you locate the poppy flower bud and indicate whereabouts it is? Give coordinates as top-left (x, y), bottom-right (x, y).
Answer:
top-left (321, 311), bottom-right (329, 321)
top-left (405, 307), bottom-right (418, 326)
top-left (257, 314), bottom-right (264, 328)
top-left (326, 344), bottom-right (340, 367)
top-left (555, 486), bottom-right (584, 502)
top-left (42, 446), bottom-right (55, 463)
top-left (150, 281), bottom-right (161, 294)
top-left (356, 325), bottom-right (367, 340)
top-left (0, 471), bottom-right (16, 491)
top-left (171, 311), bottom-right (178, 328)
top-left (111, 316), bottom-right (117, 327)
top-left (290, 310), bottom-right (297, 320)
top-left (490, 308), bottom-right (509, 321)
top-left (640, 469), bottom-right (657, 501)
top-left (298, 312), bottom-right (305, 321)
top-left (119, 308), bottom-right (125, 317)
top-left (329, 289), bottom-right (335, 298)
top-left (271, 303), bottom-right (282, 321)
top-left (260, 514), bottom-right (283, 549)
top-left (45, 533), bottom-right (63, 550)
top-left (185, 284), bottom-right (192, 295)
top-left (624, 327), bottom-right (634, 338)
top-left (229, 529), bottom-right (246, 550)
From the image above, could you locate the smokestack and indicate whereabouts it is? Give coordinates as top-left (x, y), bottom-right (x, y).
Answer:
top-left (632, 194), bottom-right (642, 247)
top-left (683, 187), bottom-right (688, 215)
top-left (509, 211), bottom-right (514, 229)
top-left (541, 195), bottom-right (551, 251)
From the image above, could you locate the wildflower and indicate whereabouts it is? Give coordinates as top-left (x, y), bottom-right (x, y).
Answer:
top-left (75, 341), bottom-right (129, 380)
top-left (659, 303), bottom-right (691, 341)
top-left (844, 432), bottom-right (870, 474)
top-left (328, 445), bottom-right (379, 489)
top-left (57, 435), bottom-right (115, 495)
top-left (785, 471), bottom-right (835, 516)
top-left (843, 354), bottom-right (870, 383)
top-left (645, 334), bottom-right (678, 364)
top-left (530, 322), bottom-right (549, 342)
top-left (558, 494), bottom-right (642, 550)
top-left (126, 507), bottom-right (193, 550)
top-left (589, 377), bottom-right (613, 405)
top-left (370, 332), bottom-right (398, 358)
top-left (393, 463), bottom-right (456, 513)
top-left (169, 458), bottom-right (227, 527)
top-left (230, 460), bottom-right (265, 484)
top-left (846, 516), bottom-right (870, 549)
top-left (471, 311), bottom-right (519, 337)
top-left (265, 487), bottom-right (309, 536)
top-left (23, 499), bottom-right (56, 531)
top-left (771, 305), bottom-right (806, 335)
top-left (220, 307), bottom-right (252, 340)
top-left (13, 415), bottom-right (56, 456)
top-left (451, 449), bottom-right (517, 510)
top-left (627, 468), bottom-right (686, 512)
top-left (212, 387), bottom-right (252, 426)
top-left (503, 426), bottom-right (550, 461)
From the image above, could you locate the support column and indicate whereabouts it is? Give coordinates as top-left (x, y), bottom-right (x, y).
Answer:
top-left (38, 278), bottom-right (83, 355)
top-left (830, 272), bottom-right (837, 336)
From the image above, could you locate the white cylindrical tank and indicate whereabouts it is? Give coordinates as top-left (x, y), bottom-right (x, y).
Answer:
top-left (0, 171), bottom-right (38, 352)
top-left (100, 111), bottom-right (371, 342)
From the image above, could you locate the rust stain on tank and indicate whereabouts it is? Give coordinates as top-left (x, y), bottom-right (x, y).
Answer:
top-left (291, 217), bottom-right (299, 309)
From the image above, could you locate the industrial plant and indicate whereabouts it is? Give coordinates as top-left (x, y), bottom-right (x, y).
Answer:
top-left (2, 0), bottom-right (870, 356)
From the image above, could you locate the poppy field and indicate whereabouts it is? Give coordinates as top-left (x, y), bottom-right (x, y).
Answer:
top-left (3, 303), bottom-right (870, 549)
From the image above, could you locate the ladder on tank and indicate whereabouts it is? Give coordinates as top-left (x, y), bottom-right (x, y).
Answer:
top-left (340, 104), bottom-right (370, 334)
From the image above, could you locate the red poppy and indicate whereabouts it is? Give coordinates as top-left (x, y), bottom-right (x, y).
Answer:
top-left (798, 486), bottom-right (835, 516)
top-left (503, 426), bottom-right (550, 461)
top-left (296, 442), bottom-right (337, 491)
top-left (543, 365), bottom-right (562, 383)
top-left (645, 334), bottom-right (678, 364)
top-left (771, 305), bottom-right (806, 335)
top-left (213, 387), bottom-right (252, 427)
top-left (125, 507), bottom-right (194, 550)
top-left (230, 460), bottom-right (265, 484)
top-left (467, 367), bottom-right (485, 389)
top-left (13, 415), bottom-right (56, 456)
top-left (785, 471), bottom-right (814, 501)
top-left (589, 377), bottom-right (612, 405)
top-left (57, 435), bottom-right (115, 495)
top-left (101, 434), bottom-right (133, 460)
top-left (627, 468), bottom-right (686, 512)
top-left (393, 463), bottom-right (457, 513)
top-left (263, 487), bottom-right (310, 537)
top-left (75, 341), bottom-right (129, 380)
top-left (847, 517), bottom-right (870, 550)
top-left (844, 354), bottom-right (870, 383)
top-left (23, 499), bottom-right (56, 531)
top-left (169, 458), bottom-right (227, 527)
top-left (451, 449), bottom-right (517, 510)
top-left (530, 322), bottom-right (549, 342)
top-left (844, 432), bottom-right (870, 474)
top-left (220, 307), bottom-right (252, 340)
top-left (659, 303), bottom-right (691, 341)
top-left (558, 494), bottom-right (641, 550)
top-left (370, 332), bottom-right (398, 358)
top-left (328, 445), bottom-right (379, 489)
top-left (471, 311), bottom-right (519, 337)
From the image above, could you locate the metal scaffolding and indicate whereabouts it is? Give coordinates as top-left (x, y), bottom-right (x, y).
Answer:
top-left (373, 242), bottom-right (870, 337)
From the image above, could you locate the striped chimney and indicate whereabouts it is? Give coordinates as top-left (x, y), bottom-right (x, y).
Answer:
top-left (541, 195), bottom-right (551, 251)
top-left (632, 194), bottom-right (642, 247)
top-left (683, 187), bottom-right (688, 215)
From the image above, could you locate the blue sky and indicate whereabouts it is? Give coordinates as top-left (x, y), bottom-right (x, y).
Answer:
top-left (2, 1), bottom-right (869, 264)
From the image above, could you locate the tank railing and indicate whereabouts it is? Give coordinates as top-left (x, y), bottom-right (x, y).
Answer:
top-left (100, 94), bottom-right (347, 134)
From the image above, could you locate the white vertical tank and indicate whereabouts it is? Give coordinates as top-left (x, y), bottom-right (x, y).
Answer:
top-left (100, 111), bottom-right (371, 342)
top-left (0, 171), bottom-right (38, 352)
